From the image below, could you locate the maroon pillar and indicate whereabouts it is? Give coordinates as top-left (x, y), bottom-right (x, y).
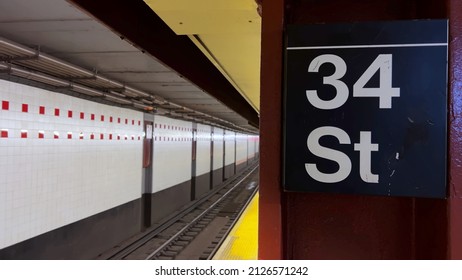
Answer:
top-left (448, 0), bottom-right (462, 260)
top-left (259, 0), bottom-right (462, 259)
top-left (258, 0), bottom-right (284, 259)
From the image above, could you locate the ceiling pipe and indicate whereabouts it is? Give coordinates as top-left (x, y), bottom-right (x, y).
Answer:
top-left (72, 84), bottom-right (104, 97)
top-left (104, 93), bottom-right (132, 105)
top-left (6, 64), bottom-right (69, 87)
top-left (0, 37), bottom-right (257, 133)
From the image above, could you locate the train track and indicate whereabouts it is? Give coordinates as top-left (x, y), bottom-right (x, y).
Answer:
top-left (106, 163), bottom-right (259, 260)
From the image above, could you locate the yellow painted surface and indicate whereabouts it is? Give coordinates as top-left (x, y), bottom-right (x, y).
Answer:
top-left (144, 0), bottom-right (259, 35)
top-left (213, 193), bottom-right (258, 260)
top-left (144, 0), bottom-right (261, 112)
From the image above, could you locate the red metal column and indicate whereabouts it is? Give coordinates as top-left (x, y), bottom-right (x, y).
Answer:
top-left (448, 0), bottom-right (462, 260)
top-left (285, 0), bottom-right (415, 260)
top-left (259, 0), bottom-right (462, 259)
top-left (258, 0), bottom-right (285, 259)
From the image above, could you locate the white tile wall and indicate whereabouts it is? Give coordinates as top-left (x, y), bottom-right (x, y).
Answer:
top-left (255, 136), bottom-right (260, 154)
top-left (195, 124), bottom-right (211, 176)
top-left (224, 130), bottom-right (235, 166)
top-left (0, 79), bottom-right (143, 249)
top-left (152, 115), bottom-right (192, 192)
top-left (248, 135), bottom-right (257, 159)
top-left (236, 133), bottom-right (248, 165)
top-left (212, 127), bottom-right (224, 171)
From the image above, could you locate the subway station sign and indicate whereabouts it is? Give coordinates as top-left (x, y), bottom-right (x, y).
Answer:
top-left (283, 20), bottom-right (448, 198)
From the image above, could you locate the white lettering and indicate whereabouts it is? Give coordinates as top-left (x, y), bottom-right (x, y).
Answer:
top-left (306, 54), bottom-right (349, 109)
top-left (354, 131), bottom-right (379, 183)
top-left (305, 126), bottom-right (352, 183)
top-left (306, 128), bottom-right (380, 183)
top-left (353, 54), bottom-right (400, 109)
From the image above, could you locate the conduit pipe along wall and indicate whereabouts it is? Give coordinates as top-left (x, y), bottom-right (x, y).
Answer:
top-left (1, 62), bottom-right (141, 106)
top-left (0, 37), bottom-right (255, 134)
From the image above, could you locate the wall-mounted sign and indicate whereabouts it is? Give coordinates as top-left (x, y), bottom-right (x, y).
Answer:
top-left (283, 20), bottom-right (448, 198)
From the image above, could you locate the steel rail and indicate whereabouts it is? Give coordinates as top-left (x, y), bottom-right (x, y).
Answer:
top-left (106, 162), bottom-right (258, 260)
top-left (144, 164), bottom-right (259, 260)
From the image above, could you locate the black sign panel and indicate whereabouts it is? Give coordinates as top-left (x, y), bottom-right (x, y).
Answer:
top-left (283, 20), bottom-right (448, 198)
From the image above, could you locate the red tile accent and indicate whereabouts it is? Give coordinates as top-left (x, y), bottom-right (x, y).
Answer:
top-left (100, 133), bottom-right (104, 140)
top-left (1, 130), bottom-right (8, 138)
top-left (1, 101), bottom-right (8, 110)
top-left (67, 133), bottom-right (72, 139)
top-left (124, 135), bottom-right (128, 140)
top-left (118, 117), bottom-right (121, 124)
top-left (110, 116), bottom-right (113, 123)
top-left (68, 110), bottom-right (73, 118)
top-left (80, 112), bottom-right (84, 119)
top-left (21, 131), bottom-right (27, 138)
top-left (117, 135), bottom-right (121, 140)
top-left (138, 120), bottom-right (141, 126)
top-left (138, 136), bottom-right (141, 140)
top-left (101, 115), bottom-right (104, 122)
top-left (22, 104), bottom-right (28, 113)
top-left (91, 114), bottom-right (95, 120)
top-left (54, 108), bottom-right (60, 116)
top-left (38, 132), bottom-right (44, 139)
top-left (131, 136), bottom-right (135, 140)
top-left (90, 134), bottom-right (94, 140)
top-left (79, 134), bottom-right (84, 140)
top-left (125, 119), bottom-right (128, 124)
top-left (132, 120), bottom-right (135, 125)
top-left (39, 106), bottom-right (45, 115)
top-left (54, 132), bottom-right (59, 139)
top-left (109, 134), bottom-right (113, 140)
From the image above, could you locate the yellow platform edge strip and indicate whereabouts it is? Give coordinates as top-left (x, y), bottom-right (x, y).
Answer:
top-left (213, 192), bottom-right (259, 260)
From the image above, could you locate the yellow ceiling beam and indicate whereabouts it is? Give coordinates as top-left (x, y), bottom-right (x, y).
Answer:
top-left (144, 0), bottom-right (261, 112)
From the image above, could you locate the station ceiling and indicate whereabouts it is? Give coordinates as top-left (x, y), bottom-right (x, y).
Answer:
top-left (144, 0), bottom-right (261, 113)
top-left (0, 0), bottom-right (260, 133)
